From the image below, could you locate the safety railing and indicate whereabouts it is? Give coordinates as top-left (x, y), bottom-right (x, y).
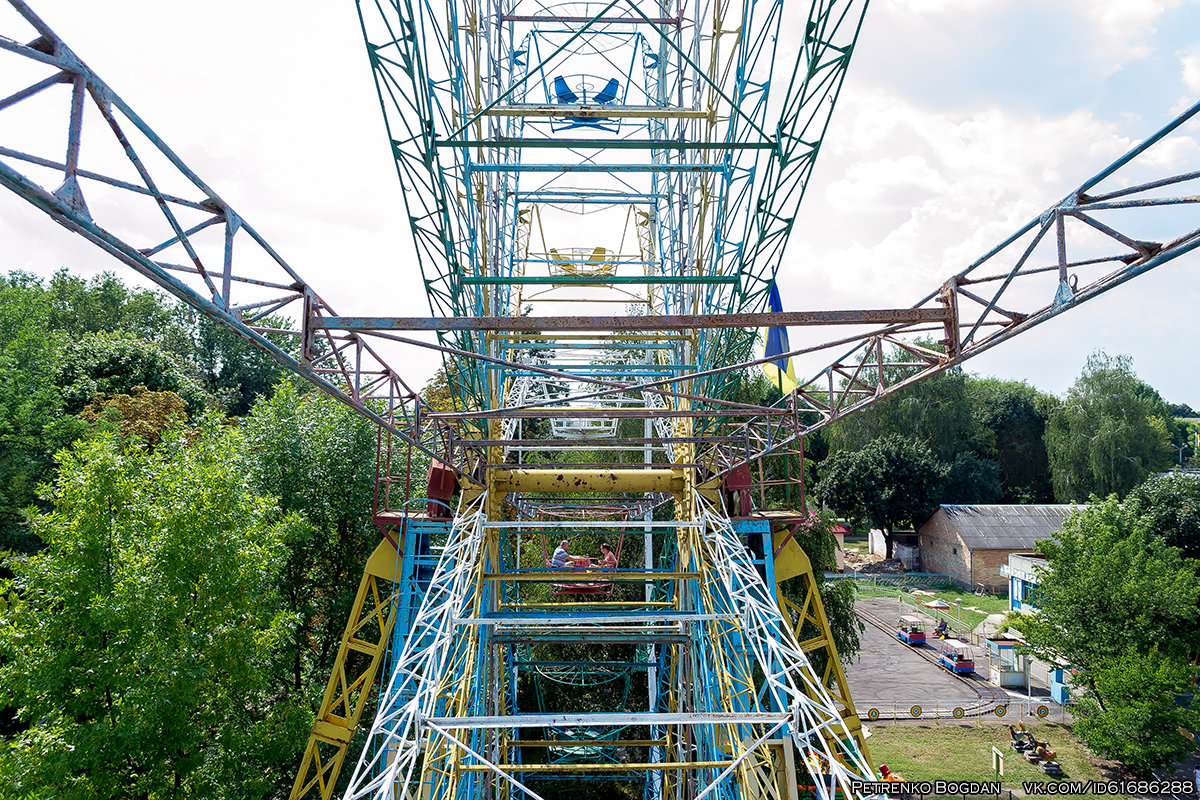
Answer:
top-left (858, 699), bottom-right (1068, 724)
top-left (831, 571), bottom-right (953, 589)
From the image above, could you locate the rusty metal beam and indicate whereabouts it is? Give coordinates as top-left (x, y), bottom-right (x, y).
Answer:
top-left (315, 308), bottom-right (950, 332)
top-left (432, 407), bottom-right (794, 420)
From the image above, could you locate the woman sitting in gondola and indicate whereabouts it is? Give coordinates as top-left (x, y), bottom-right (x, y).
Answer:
top-left (598, 542), bottom-right (618, 570)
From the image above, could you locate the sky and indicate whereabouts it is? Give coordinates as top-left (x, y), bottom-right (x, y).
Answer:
top-left (1, 0), bottom-right (1199, 405)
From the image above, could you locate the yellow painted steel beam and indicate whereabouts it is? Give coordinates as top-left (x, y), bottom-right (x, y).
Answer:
top-left (763, 740), bottom-right (801, 800)
top-left (493, 467), bottom-right (686, 494)
top-left (772, 531), bottom-right (872, 771)
top-left (290, 538), bottom-right (401, 800)
top-left (696, 476), bottom-right (723, 506)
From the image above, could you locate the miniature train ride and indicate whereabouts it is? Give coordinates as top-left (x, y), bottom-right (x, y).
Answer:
top-left (896, 614), bottom-right (926, 646)
top-left (938, 641), bottom-right (975, 675)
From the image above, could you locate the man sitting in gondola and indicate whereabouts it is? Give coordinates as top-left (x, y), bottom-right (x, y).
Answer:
top-left (550, 539), bottom-right (590, 569)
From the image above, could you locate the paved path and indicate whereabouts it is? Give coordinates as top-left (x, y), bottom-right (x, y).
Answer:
top-left (846, 598), bottom-right (1067, 724)
top-left (845, 599), bottom-right (978, 706)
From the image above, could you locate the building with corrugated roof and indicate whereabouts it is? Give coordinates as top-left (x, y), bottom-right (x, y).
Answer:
top-left (916, 504), bottom-right (1075, 592)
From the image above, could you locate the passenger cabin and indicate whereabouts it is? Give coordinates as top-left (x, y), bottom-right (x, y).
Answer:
top-left (938, 641), bottom-right (975, 675)
top-left (550, 74), bottom-right (624, 132)
top-left (896, 615), bottom-right (926, 646)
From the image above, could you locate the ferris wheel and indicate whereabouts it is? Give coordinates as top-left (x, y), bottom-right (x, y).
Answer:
top-left (2, 0), bottom-right (1198, 798)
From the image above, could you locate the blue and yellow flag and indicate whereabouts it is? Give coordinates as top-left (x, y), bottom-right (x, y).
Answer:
top-left (761, 282), bottom-right (797, 394)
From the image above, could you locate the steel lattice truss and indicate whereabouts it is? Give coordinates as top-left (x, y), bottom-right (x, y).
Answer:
top-left (5, 1), bottom-right (1197, 480)
top-left (356, 0), bottom-right (869, 411)
top-left (3, 1), bottom-right (1199, 798)
top-left (690, 494), bottom-right (875, 794)
top-left (343, 492), bottom-right (875, 800)
top-left (344, 493), bottom-right (490, 799)
top-left (0, 0), bottom-right (444, 461)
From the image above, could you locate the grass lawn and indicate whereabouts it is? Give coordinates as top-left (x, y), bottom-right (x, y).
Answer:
top-left (842, 536), bottom-right (870, 556)
top-left (908, 587), bottom-right (1013, 630)
top-left (856, 583), bottom-right (1011, 632)
top-left (867, 723), bottom-right (1118, 791)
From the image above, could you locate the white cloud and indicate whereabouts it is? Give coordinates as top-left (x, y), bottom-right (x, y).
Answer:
top-left (786, 90), bottom-right (1133, 304)
top-left (826, 154), bottom-right (947, 212)
top-left (880, 0), bottom-right (997, 14)
top-left (1064, 0), bottom-right (1180, 61)
top-left (1182, 45), bottom-right (1200, 94)
top-left (1135, 133), bottom-right (1200, 168)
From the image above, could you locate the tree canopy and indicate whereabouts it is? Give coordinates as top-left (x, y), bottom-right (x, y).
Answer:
top-left (1023, 496), bottom-right (1200, 668)
top-left (827, 355), bottom-right (986, 464)
top-left (240, 382), bottom-right (386, 692)
top-left (1124, 472), bottom-right (1200, 561)
top-left (823, 354), bottom-right (1060, 505)
top-left (941, 451), bottom-right (1003, 505)
top-left (971, 378), bottom-right (1054, 503)
top-left (1070, 648), bottom-right (1200, 772)
top-left (0, 421), bottom-right (309, 799)
top-left (813, 434), bottom-right (946, 557)
top-left (0, 270), bottom-right (292, 552)
top-left (1020, 495), bottom-right (1200, 771)
top-left (1044, 352), bottom-right (1173, 501)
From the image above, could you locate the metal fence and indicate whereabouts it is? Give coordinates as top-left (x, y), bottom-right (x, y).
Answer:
top-left (831, 571), bottom-right (953, 589)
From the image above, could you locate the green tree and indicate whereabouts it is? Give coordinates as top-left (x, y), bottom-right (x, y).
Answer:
top-left (56, 332), bottom-right (209, 415)
top-left (0, 274), bottom-right (81, 551)
top-left (1020, 497), bottom-right (1200, 770)
top-left (41, 269), bottom-right (182, 345)
top-left (0, 271), bottom-right (207, 552)
top-left (1133, 381), bottom-right (1196, 467)
top-left (240, 382), bottom-right (387, 696)
top-left (183, 315), bottom-right (293, 417)
top-left (1124, 472), bottom-right (1200, 561)
top-left (941, 451), bottom-right (1002, 505)
top-left (828, 354), bottom-right (986, 464)
top-left (1024, 497), bottom-right (1200, 669)
top-left (971, 378), bottom-right (1055, 502)
top-left (813, 435), bottom-right (946, 558)
top-left (1071, 649), bottom-right (1200, 772)
top-left (0, 421), bottom-right (308, 799)
top-left (1045, 352), bottom-right (1173, 501)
